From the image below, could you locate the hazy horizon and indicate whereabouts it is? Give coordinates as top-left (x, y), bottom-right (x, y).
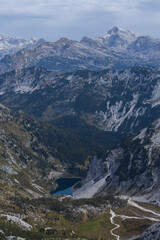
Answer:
top-left (0, 0), bottom-right (159, 41)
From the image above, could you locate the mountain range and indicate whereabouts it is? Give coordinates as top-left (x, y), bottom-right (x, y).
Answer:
top-left (1, 64), bottom-right (160, 201)
top-left (1, 26), bottom-right (160, 74)
top-left (0, 66), bottom-right (159, 135)
top-left (0, 27), bottom-right (160, 239)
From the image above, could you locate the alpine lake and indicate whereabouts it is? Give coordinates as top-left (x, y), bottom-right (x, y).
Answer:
top-left (51, 177), bottom-right (81, 196)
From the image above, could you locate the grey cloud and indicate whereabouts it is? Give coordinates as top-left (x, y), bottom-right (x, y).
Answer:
top-left (0, 0), bottom-right (159, 40)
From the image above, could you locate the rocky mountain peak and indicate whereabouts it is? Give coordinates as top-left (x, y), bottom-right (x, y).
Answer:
top-left (107, 26), bottom-right (124, 34)
top-left (102, 26), bottom-right (137, 48)
top-left (55, 37), bottom-right (73, 45)
top-left (107, 26), bottom-right (136, 37)
top-left (30, 36), bottom-right (38, 42)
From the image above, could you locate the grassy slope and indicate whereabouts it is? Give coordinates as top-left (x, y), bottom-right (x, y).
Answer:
top-left (0, 194), bottom-right (159, 240)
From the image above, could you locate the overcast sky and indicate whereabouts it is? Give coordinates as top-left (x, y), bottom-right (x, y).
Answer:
top-left (0, 0), bottom-right (160, 41)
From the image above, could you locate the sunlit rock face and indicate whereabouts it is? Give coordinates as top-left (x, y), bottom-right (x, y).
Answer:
top-left (0, 33), bottom-right (45, 59)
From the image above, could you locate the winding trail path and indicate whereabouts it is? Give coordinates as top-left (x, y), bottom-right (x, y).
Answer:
top-left (110, 198), bottom-right (160, 240)
top-left (127, 198), bottom-right (160, 218)
top-left (110, 209), bottom-right (120, 240)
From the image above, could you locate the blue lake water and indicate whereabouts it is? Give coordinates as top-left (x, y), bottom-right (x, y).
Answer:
top-left (51, 177), bottom-right (81, 196)
top-left (53, 187), bottom-right (73, 196)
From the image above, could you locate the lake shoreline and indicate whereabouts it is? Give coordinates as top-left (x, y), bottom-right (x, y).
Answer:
top-left (51, 177), bottom-right (82, 196)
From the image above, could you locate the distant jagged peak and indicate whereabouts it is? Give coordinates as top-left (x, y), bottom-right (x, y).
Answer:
top-left (30, 36), bottom-right (38, 42)
top-left (80, 36), bottom-right (103, 48)
top-left (55, 37), bottom-right (74, 45)
top-left (80, 36), bottom-right (92, 42)
top-left (97, 26), bottom-right (138, 48)
top-left (0, 33), bottom-right (46, 59)
top-left (108, 26), bottom-right (123, 34)
top-left (104, 26), bottom-right (137, 38)
top-left (107, 26), bottom-right (133, 35)
top-left (0, 33), bottom-right (44, 43)
top-left (34, 37), bottom-right (76, 51)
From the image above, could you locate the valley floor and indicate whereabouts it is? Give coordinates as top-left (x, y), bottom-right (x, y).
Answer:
top-left (0, 192), bottom-right (160, 240)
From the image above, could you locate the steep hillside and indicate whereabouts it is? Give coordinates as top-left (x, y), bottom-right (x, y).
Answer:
top-left (136, 222), bottom-right (160, 240)
top-left (73, 118), bottom-right (160, 205)
top-left (0, 66), bottom-right (160, 138)
top-left (0, 103), bottom-right (109, 199)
